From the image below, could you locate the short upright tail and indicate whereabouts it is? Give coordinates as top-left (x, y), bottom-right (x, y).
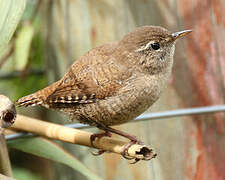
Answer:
top-left (16, 81), bottom-right (60, 107)
top-left (16, 93), bottom-right (43, 107)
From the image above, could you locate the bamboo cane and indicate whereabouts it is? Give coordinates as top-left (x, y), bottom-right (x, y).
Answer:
top-left (11, 115), bottom-right (156, 161)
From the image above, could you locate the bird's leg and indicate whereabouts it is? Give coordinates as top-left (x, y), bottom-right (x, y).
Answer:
top-left (104, 126), bottom-right (144, 144)
top-left (94, 124), bottom-right (144, 160)
top-left (90, 122), bottom-right (144, 160)
top-left (102, 126), bottom-right (144, 161)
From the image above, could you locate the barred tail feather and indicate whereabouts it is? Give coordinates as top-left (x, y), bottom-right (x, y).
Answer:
top-left (16, 93), bottom-right (43, 107)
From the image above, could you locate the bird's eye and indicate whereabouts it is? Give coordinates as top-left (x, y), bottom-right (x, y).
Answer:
top-left (151, 42), bottom-right (160, 50)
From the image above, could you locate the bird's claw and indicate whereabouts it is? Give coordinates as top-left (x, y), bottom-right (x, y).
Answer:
top-left (130, 158), bottom-right (141, 164)
top-left (89, 127), bottom-right (155, 163)
top-left (121, 139), bottom-right (144, 163)
top-left (91, 149), bottom-right (106, 156)
top-left (121, 141), bottom-right (135, 159)
top-left (90, 131), bottom-right (112, 147)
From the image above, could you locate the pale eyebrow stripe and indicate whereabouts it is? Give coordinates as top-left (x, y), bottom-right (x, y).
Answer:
top-left (136, 40), bottom-right (155, 52)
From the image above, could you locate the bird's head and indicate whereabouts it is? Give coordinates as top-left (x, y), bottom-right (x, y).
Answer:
top-left (119, 26), bottom-right (192, 74)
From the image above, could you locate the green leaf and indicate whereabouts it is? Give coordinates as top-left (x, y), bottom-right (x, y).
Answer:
top-left (8, 137), bottom-right (101, 180)
top-left (13, 167), bottom-right (42, 180)
top-left (14, 23), bottom-right (34, 70)
top-left (0, 0), bottom-right (26, 55)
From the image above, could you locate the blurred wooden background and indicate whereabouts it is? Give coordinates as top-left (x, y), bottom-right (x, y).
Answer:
top-left (1, 0), bottom-right (225, 179)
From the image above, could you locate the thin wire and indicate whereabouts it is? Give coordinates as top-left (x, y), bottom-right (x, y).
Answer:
top-left (5, 105), bottom-right (225, 141)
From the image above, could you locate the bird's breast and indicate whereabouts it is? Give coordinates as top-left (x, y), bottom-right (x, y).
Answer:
top-left (70, 73), bottom-right (169, 126)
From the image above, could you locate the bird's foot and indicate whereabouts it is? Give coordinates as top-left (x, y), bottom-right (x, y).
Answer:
top-left (90, 130), bottom-right (112, 146)
top-left (90, 131), bottom-right (112, 156)
top-left (121, 139), bottom-right (144, 164)
top-left (91, 149), bottom-right (107, 156)
top-left (94, 125), bottom-right (146, 162)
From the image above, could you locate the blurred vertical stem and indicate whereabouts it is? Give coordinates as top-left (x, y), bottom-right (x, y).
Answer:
top-left (0, 129), bottom-right (12, 177)
top-left (0, 0), bottom-right (26, 176)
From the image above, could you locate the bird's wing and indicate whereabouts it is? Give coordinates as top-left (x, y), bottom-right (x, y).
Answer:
top-left (46, 43), bottom-right (130, 106)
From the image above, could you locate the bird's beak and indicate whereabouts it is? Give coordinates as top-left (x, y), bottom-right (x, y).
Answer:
top-left (171, 30), bottom-right (192, 40)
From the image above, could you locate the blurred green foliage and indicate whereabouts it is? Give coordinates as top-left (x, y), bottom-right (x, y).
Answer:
top-left (0, 1), bottom-right (46, 101)
top-left (13, 167), bottom-right (43, 180)
top-left (9, 29), bottom-right (47, 101)
top-left (0, 29), bottom-right (47, 101)
top-left (0, 1), bottom-right (100, 179)
top-left (9, 137), bottom-right (101, 180)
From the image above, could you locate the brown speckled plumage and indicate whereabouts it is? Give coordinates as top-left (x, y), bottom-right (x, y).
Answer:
top-left (16, 26), bottom-right (191, 129)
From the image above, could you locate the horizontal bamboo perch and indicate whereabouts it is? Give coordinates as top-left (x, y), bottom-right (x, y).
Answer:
top-left (11, 115), bottom-right (156, 161)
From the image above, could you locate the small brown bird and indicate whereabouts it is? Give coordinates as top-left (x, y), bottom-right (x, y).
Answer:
top-left (16, 26), bottom-right (191, 158)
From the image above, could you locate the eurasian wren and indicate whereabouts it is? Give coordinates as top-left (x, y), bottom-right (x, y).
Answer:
top-left (16, 26), bottom-right (191, 158)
